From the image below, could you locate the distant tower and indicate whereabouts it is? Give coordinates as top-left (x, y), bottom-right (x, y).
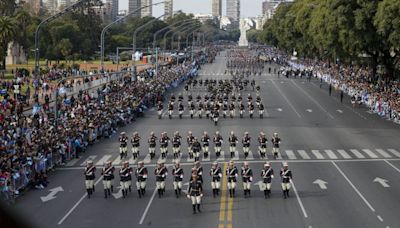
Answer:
top-left (212, 0), bottom-right (222, 17)
top-left (129, 0), bottom-right (141, 17)
top-left (141, 0), bottom-right (152, 17)
top-left (164, 0), bottom-right (173, 20)
top-left (226, 0), bottom-right (240, 25)
top-left (106, 0), bottom-right (118, 21)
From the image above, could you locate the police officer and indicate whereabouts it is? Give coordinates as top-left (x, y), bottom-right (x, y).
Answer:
top-left (178, 102), bottom-right (184, 119)
top-left (172, 161), bottom-right (184, 198)
top-left (84, 160), bottom-right (96, 198)
top-left (159, 132), bottom-right (170, 159)
top-left (210, 161), bottom-right (222, 197)
top-left (228, 131), bottom-right (238, 158)
top-left (187, 173), bottom-right (203, 214)
top-left (119, 132), bottom-right (128, 159)
top-left (258, 132), bottom-right (268, 158)
top-left (241, 162), bottom-right (253, 198)
top-left (261, 162), bottom-right (274, 198)
top-left (168, 101), bottom-right (174, 119)
top-left (214, 131), bottom-right (223, 158)
top-left (242, 132), bottom-right (251, 159)
top-left (131, 132), bottom-right (140, 159)
top-left (157, 101), bottom-right (163, 119)
top-left (135, 161), bottom-right (147, 198)
top-left (148, 132), bottom-right (157, 160)
top-left (201, 131), bottom-right (210, 158)
top-left (101, 161), bottom-right (114, 198)
top-left (119, 161), bottom-right (132, 198)
top-left (172, 131), bottom-right (182, 159)
top-left (192, 138), bottom-right (202, 162)
top-left (155, 161), bottom-right (168, 198)
top-left (280, 162), bottom-right (292, 199)
top-left (271, 133), bottom-right (281, 159)
top-left (226, 160), bottom-right (238, 198)
top-left (187, 131), bottom-right (195, 159)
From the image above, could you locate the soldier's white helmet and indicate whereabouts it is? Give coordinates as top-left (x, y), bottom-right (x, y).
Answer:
top-left (274, 133), bottom-right (278, 137)
top-left (229, 160), bottom-right (234, 165)
top-left (138, 161), bottom-right (144, 165)
top-left (87, 160), bottom-right (93, 164)
top-left (212, 161), bottom-right (218, 166)
top-left (264, 162), bottom-right (270, 167)
top-left (204, 131), bottom-right (207, 135)
top-left (175, 160), bottom-right (180, 165)
top-left (216, 131), bottom-right (220, 135)
top-left (121, 132), bottom-right (126, 135)
top-left (283, 162), bottom-right (288, 167)
top-left (150, 131), bottom-right (154, 135)
top-left (105, 160), bottom-right (111, 165)
top-left (188, 131), bottom-right (192, 134)
top-left (243, 161), bottom-right (249, 167)
top-left (245, 132), bottom-right (249, 135)
top-left (174, 131), bottom-right (179, 135)
top-left (123, 161), bottom-right (129, 165)
top-left (231, 131), bottom-right (234, 135)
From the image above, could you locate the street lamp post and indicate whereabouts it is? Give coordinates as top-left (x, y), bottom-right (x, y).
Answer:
top-left (170, 24), bottom-right (201, 51)
top-left (132, 14), bottom-right (166, 55)
top-left (163, 21), bottom-right (200, 50)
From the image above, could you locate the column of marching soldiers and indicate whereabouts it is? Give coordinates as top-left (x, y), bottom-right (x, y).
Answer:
top-left (83, 131), bottom-right (294, 214)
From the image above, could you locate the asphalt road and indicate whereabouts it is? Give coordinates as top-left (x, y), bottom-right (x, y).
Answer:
top-left (13, 50), bottom-right (400, 228)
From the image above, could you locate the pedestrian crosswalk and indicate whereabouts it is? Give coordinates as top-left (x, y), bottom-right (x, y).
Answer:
top-left (67, 148), bottom-right (400, 167)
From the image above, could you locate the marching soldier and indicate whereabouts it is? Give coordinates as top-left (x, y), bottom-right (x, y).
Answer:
top-left (170, 93), bottom-right (176, 105)
top-left (192, 138), bottom-right (202, 162)
top-left (155, 161), bottom-right (168, 198)
top-left (168, 101), bottom-right (174, 119)
top-left (172, 131), bottom-right (182, 159)
top-left (261, 162), bottom-right (274, 198)
top-left (226, 160), bottom-right (238, 198)
top-left (258, 102), bottom-right (265, 118)
top-left (157, 101), bottom-right (163, 119)
top-left (256, 95), bottom-right (261, 107)
top-left (248, 102), bottom-right (255, 119)
top-left (172, 161), bottom-right (184, 198)
top-left (258, 132), bottom-right (268, 158)
top-left (159, 132), bottom-right (170, 159)
top-left (205, 102), bottom-right (211, 118)
top-left (201, 131), bottom-right (210, 158)
top-left (101, 161), bottom-right (114, 198)
top-left (187, 131), bottom-right (195, 159)
top-left (178, 102), bottom-right (184, 119)
top-left (189, 102), bottom-right (195, 119)
top-left (119, 132), bottom-right (128, 159)
top-left (229, 102), bottom-right (235, 118)
top-left (131, 132), bottom-right (140, 159)
top-left (148, 132), bottom-right (157, 160)
top-left (242, 132), bottom-right (251, 159)
top-left (197, 101), bottom-right (204, 118)
top-left (187, 173), bottom-right (203, 214)
top-left (214, 131), bottom-right (223, 158)
top-left (280, 162), bottom-right (292, 199)
top-left (241, 162), bottom-right (253, 198)
top-left (271, 133), bottom-right (281, 159)
top-left (84, 160), bottom-right (96, 198)
top-left (222, 103), bottom-right (228, 118)
top-left (228, 131), bottom-right (238, 158)
top-left (178, 93), bottom-right (184, 102)
top-left (239, 102), bottom-right (245, 118)
top-left (210, 162), bottom-right (222, 197)
top-left (191, 161), bottom-right (203, 183)
top-left (135, 161), bottom-right (147, 198)
top-left (119, 161), bottom-right (132, 198)
top-left (212, 108), bottom-right (219, 126)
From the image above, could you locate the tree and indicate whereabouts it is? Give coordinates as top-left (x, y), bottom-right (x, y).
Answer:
top-left (246, 29), bottom-right (261, 43)
top-left (58, 38), bottom-right (73, 59)
top-left (0, 16), bottom-right (15, 70)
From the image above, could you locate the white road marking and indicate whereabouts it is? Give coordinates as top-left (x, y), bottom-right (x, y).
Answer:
top-left (375, 149), bottom-right (392, 158)
top-left (331, 161), bottom-right (376, 212)
top-left (57, 177), bottom-right (103, 225)
top-left (277, 108), bottom-right (283, 112)
top-left (337, 150), bottom-right (351, 159)
top-left (112, 155), bottom-right (122, 165)
top-left (290, 179), bottom-right (308, 218)
top-left (306, 109), bottom-right (313, 113)
top-left (362, 149), bottom-right (378, 158)
top-left (312, 179), bottom-right (328, 189)
top-left (285, 150), bottom-right (297, 160)
top-left (128, 156), bottom-right (137, 165)
top-left (311, 150), bottom-right (324, 159)
top-left (373, 177), bottom-right (390, 188)
top-left (337, 109), bottom-right (343, 113)
top-left (186, 155), bottom-right (195, 163)
top-left (324, 150), bottom-right (338, 159)
top-left (350, 149), bottom-right (365, 159)
top-left (139, 187), bottom-right (158, 224)
top-left (217, 151), bottom-right (225, 161)
top-left (65, 158), bottom-right (80, 167)
top-left (80, 155), bottom-right (97, 166)
top-left (387, 149), bottom-right (400, 158)
top-left (232, 150), bottom-right (239, 161)
top-left (40, 186), bottom-right (64, 202)
top-left (270, 79), bottom-right (301, 118)
top-left (298, 150), bottom-right (311, 159)
top-left (96, 155), bottom-right (112, 166)
top-left (247, 150), bottom-right (254, 160)
top-left (202, 153), bottom-right (210, 162)
top-left (377, 215), bottom-right (383, 222)
top-left (143, 154), bottom-right (151, 164)
top-left (384, 160), bottom-right (400, 173)
top-left (158, 155), bottom-right (167, 164)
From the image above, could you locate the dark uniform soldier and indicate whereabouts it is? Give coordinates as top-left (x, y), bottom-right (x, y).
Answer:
top-left (214, 131), bottom-right (223, 158)
top-left (157, 101), bottom-right (163, 119)
top-left (187, 131), bottom-right (195, 159)
top-left (212, 108), bottom-right (219, 126)
top-left (239, 102), bottom-right (245, 118)
top-left (198, 101), bottom-right (204, 118)
top-left (178, 93), bottom-right (184, 102)
top-left (101, 161), bottom-right (114, 198)
top-left (228, 131), bottom-right (238, 158)
top-left (229, 102), bottom-right (235, 118)
top-left (84, 160), bottom-right (96, 198)
top-left (168, 101), bottom-right (174, 119)
top-left (280, 162), bottom-right (292, 199)
top-left (159, 132), bottom-right (170, 159)
top-left (172, 161), bottom-right (184, 198)
top-left (170, 93), bottom-right (176, 105)
top-left (261, 162), bottom-right (274, 198)
top-left (258, 102), bottom-right (265, 118)
top-left (248, 102), bottom-right (255, 118)
top-left (119, 132), bottom-right (128, 159)
top-left (192, 138), bottom-right (202, 162)
top-left (155, 161), bottom-right (168, 198)
top-left (258, 132), bottom-right (268, 158)
top-left (205, 101), bottom-right (211, 118)
top-left (172, 131), bottom-right (182, 159)
top-left (189, 102), bottom-right (195, 119)
top-left (135, 161), bottom-right (148, 198)
top-left (187, 174), bottom-right (203, 214)
top-left (131, 132), bottom-right (140, 159)
top-left (178, 102), bottom-right (184, 119)
top-left (191, 161), bottom-right (203, 183)
top-left (119, 161), bottom-right (132, 198)
top-left (271, 133), bottom-right (281, 159)
top-left (222, 103), bottom-right (228, 118)
top-left (148, 132), bottom-right (157, 160)
top-left (226, 161), bottom-right (238, 198)
top-left (241, 162), bottom-right (253, 198)
top-left (242, 132), bottom-right (251, 159)
top-left (201, 131), bottom-right (210, 158)
top-left (210, 161), bottom-right (222, 197)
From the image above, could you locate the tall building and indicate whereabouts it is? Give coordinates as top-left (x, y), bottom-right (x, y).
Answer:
top-left (226, 0), bottom-right (240, 22)
top-left (44, 0), bottom-right (57, 13)
top-left (25, 0), bottom-right (42, 14)
top-left (262, 0), bottom-right (291, 19)
top-left (57, 0), bottom-right (72, 10)
top-left (129, 0), bottom-right (141, 17)
top-left (164, 0), bottom-right (173, 20)
top-left (106, 0), bottom-right (118, 21)
top-left (141, 0), bottom-right (152, 17)
top-left (212, 0), bottom-right (222, 17)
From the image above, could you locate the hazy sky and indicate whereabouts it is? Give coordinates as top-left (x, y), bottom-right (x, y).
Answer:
top-left (119, 0), bottom-right (264, 18)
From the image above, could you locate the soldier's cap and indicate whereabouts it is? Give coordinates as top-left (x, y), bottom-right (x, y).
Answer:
top-left (87, 160), bottom-right (93, 164)
top-left (283, 162), bottom-right (288, 167)
top-left (188, 131), bottom-right (192, 134)
top-left (157, 161), bottom-right (163, 165)
top-left (138, 161), bottom-right (144, 164)
top-left (229, 160), bottom-right (234, 164)
top-left (231, 131), bottom-right (234, 134)
top-left (150, 131), bottom-right (154, 135)
top-left (106, 161), bottom-right (111, 164)
top-left (274, 133), bottom-right (278, 136)
top-left (245, 132), bottom-right (249, 134)
top-left (212, 161), bottom-right (218, 165)
top-left (260, 132), bottom-right (265, 135)
top-left (123, 161), bottom-right (129, 164)
top-left (121, 132), bottom-right (126, 134)
top-left (243, 161), bottom-right (249, 166)
top-left (175, 131), bottom-right (179, 135)
top-left (264, 162), bottom-right (270, 167)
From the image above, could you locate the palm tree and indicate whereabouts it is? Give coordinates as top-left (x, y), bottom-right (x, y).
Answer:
top-left (0, 16), bottom-right (16, 70)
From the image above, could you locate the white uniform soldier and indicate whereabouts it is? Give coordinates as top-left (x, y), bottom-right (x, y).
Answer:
top-left (119, 161), bottom-right (132, 198)
top-left (131, 132), bottom-right (140, 159)
top-left (226, 160), bottom-right (238, 198)
top-left (119, 132), bottom-right (128, 159)
top-left (258, 132), bottom-right (268, 158)
top-left (187, 131), bottom-right (195, 159)
top-left (135, 161), bottom-right (148, 198)
top-left (84, 160), bottom-right (96, 198)
top-left (172, 161), bottom-right (184, 198)
top-left (213, 131), bottom-right (223, 158)
top-left (201, 132), bottom-right (210, 158)
top-left (228, 131), bottom-right (238, 158)
top-left (148, 132), bottom-right (157, 160)
top-left (242, 132), bottom-right (251, 159)
top-left (155, 161), bottom-right (168, 198)
top-left (101, 161), bottom-right (114, 198)
top-left (271, 133), bottom-right (281, 159)
top-left (172, 131), bottom-right (182, 159)
top-left (261, 162), bottom-right (274, 198)
top-left (280, 162), bottom-right (292, 199)
top-left (210, 162), bottom-right (222, 197)
top-left (241, 162), bottom-right (253, 198)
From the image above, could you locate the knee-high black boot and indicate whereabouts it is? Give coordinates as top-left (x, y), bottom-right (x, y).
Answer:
top-left (192, 205), bottom-right (197, 214)
top-left (197, 204), bottom-right (201, 212)
top-left (138, 190), bottom-right (142, 198)
top-left (104, 189), bottom-right (108, 198)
